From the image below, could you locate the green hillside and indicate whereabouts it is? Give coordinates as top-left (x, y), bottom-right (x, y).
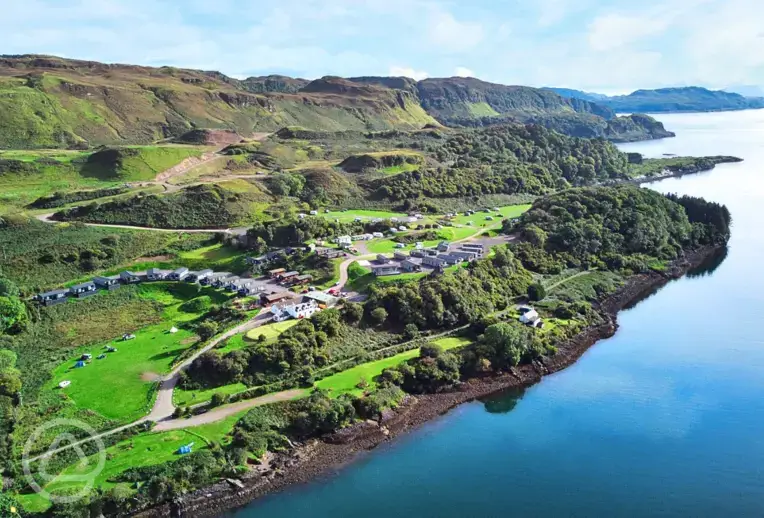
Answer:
top-left (0, 56), bottom-right (438, 149)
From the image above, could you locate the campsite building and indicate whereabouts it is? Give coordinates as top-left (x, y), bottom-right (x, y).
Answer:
top-left (372, 264), bottom-right (400, 276)
top-left (119, 271), bottom-right (141, 284)
top-left (268, 268), bottom-right (286, 279)
top-left (261, 291), bottom-right (293, 305)
top-left (147, 268), bottom-right (167, 281)
top-left (200, 272), bottom-right (231, 286)
top-left (422, 256), bottom-right (446, 268)
top-left (186, 269), bottom-right (213, 283)
top-left (450, 250), bottom-right (479, 261)
top-left (168, 267), bottom-right (189, 281)
top-left (93, 276), bottom-right (120, 290)
top-left (69, 282), bottom-right (97, 298)
top-left (37, 288), bottom-right (69, 306)
top-left (279, 271), bottom-right (300, 283)
top-left (271, 300), bottom-right (320, 322)
top-left (438, 254), bottom-right (463, 266)
top-left (437, 241), bottom-right (450, 253)
top-left (303, 291), bottom-right (340, 307)
top-left (400, 259), bottom-right (422, 273)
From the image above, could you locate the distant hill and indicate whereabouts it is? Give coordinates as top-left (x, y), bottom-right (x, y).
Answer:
top-left (0, 54), bottom-right (671, 149)
top-left (549, 86), bottom-right (764, 113)
top-left (0, 55), bottom-right (436, 149)
top-left (723, 85), bottom-right (764, 98)
top-left (351, 76), bottom-right (672, 142)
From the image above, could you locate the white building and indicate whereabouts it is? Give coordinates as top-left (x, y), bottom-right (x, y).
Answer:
top-left (337, 235), bottom-right (352, 248)
top-left (519, 307), bottom-right (540, 325)
top-left (271, 300), bottom-right (320, 322)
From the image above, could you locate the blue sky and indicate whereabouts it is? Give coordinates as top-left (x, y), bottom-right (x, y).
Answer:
top-left (3, 0), bottom-right (763, 93)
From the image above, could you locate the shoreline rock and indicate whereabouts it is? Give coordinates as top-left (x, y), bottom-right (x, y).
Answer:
top-left (134, 245), bottom-right (721, 518)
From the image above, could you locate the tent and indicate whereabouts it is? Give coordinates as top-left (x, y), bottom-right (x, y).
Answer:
top-left (169, 327), bottom-right (178, 334)
top-left (75, 361), bottom-right (86, 368)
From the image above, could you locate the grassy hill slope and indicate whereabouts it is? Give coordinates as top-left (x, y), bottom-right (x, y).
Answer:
top-left (0, 56), bottom-right (438, 149)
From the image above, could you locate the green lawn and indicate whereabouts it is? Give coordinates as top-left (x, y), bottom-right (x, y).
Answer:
top-left (380, 163), bottom-right (420, 175)
top-left (450, 204), bottom-right (532, 226)
top-left (320, 209), bottom-right (407, 224)
top-left (22, 411), bottom-right (248, 512)
top-left (0, 149), bottom-right (90, 163)
top-left (244, 320), bottom-right (299, 342)
top-left (366, 226), bottom-right (479, 254)
top-left (174, 381), bottom-right (248, 407)
top-left (47, 284), bottom-right (234, 423)
top-left (316, 335), bottom-right (472, 396)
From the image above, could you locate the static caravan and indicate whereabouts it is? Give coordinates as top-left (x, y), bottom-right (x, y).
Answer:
top-left (37, 289), bottom-right (69, 306)
top-left (93, 276), bottom-right (120, 290)
top-left (69, 281), bottom-right (97, 298)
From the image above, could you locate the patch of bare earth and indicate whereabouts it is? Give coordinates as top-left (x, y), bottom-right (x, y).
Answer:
top-left (180, 336), bottom-right (199, 345)
top-left (141, 372), bottom-right (162, 382)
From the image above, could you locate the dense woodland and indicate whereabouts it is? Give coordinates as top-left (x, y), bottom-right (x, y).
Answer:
top-left (509, 185), bottom-right (731, 273)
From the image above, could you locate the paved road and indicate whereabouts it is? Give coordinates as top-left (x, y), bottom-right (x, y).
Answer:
top-left (27, 313), bottom-right (274, 462)
top-left (154, 389), bottom-right (305, 431)
top-left (148, 312), bottom-right (274, 423)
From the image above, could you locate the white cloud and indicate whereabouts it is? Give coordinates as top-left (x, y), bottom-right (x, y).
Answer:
top-left (426, 9), bottom-right (484, 51)
top-left (587, 13), bottom-right (671, 52)
top-left (389, 66), bottom-right (429, 80)
top-left (454, 66), bottom-right (475, 77)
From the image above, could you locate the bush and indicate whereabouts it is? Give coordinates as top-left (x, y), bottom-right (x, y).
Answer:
top-left (527, 282), bottom-right (546, 301)
top-left (369, 307), bottom-right (388, 326)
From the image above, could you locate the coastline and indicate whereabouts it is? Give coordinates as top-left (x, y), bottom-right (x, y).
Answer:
top-left (134, 244), bottom-right (722, 518)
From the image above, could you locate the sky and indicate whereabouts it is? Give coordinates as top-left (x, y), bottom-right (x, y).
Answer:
top-left (3, 0), bottom-right (763, 93)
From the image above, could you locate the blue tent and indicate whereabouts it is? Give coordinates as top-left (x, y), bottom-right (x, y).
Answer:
top-left (75, 360), bottom-right (86, 368)
top-left (177, 442), bottom-right (194, 455)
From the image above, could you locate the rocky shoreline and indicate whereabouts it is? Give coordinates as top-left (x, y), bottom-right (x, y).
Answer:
top-left (135, 245), bottom-right (720, 518)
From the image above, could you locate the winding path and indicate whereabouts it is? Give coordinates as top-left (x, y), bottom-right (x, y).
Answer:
top-left (26, 312), bottom-right (276, 463)
top-left (35, 212), bottom-right (245, 235)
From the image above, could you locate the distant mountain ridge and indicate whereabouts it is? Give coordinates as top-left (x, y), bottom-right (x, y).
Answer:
top-left (0, 54), bottom-right (671, 149)
top-left (547, 86), bottom-right (764, 113)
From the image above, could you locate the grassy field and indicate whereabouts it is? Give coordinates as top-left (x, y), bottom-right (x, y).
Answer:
top-left (0, 145), bottom-right (212, 213)
top-left (450, 204), bottom-right (532, 226)
top-left (320, 209), bottom-right (407, 223)
top-left (366, 226), bottom-right (478, 254)
top-left (315, 335), bottom-right (472, 396)
top-left (243, 320), bottom-right (299, 343)
top-left (47, 284), bottom-right (234, 422)
top-left (0, 149), bottom-right (89, 162)
top-left (20, 410), bottom-right (249, 512)
top-left (174, 381), bottom-right (248, 407)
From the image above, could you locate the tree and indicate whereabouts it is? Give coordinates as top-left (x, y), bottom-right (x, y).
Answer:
top-left (0, 277), bottom-right (19, 298)
top-left (369, 307), bottom-right (388, 326)
top-left (0, 296), bottom-right (27, 334)
top-left (210, 392), bottom-right (228, 407)
top-left (197, 321), bottom-right (219, 341)
top-left (419, 342), bottom-right (443, 358)
top-left (0, 370), bottom-right (21, 397)
top-left (0, 349), bottom-right (16, 371)
top-left (527, 282), bottom-right (546, 301)
top-left (403, 323), bottom-right (419, 340)
top-left (341, 302), bottom-right (364, 324)
top-left (476, 322), bottom-right (531, 369)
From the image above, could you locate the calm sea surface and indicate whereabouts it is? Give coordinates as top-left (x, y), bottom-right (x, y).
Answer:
top-left (227, 111), bottom-right (764, 517)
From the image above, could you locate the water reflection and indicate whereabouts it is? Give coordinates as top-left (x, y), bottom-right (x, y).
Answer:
top-left (686, 246), bottom-right (729, 278)
top-left (481, 387), bottom-right (526, 414)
